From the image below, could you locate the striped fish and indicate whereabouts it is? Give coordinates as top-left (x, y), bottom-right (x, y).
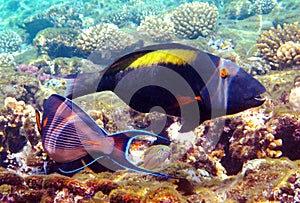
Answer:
top-left (142, 145), bottom-right (171, 171)
top-left (36, 94), bottom-right (173, 178)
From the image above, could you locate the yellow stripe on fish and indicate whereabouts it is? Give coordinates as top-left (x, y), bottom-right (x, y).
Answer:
top-left (128, 49), bottom-right (197, 69)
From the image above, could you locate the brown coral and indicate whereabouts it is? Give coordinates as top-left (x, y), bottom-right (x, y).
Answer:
top-left (277, 41), bottom-right (300, 66)
top-left (170, 2), bottom-right (218, 39)
top-left (257, 22), bottom-right (300, 69)
top-left (76, 23), bottom-right (141, 53)
top-left (137, 16), bottom-right (175, 42)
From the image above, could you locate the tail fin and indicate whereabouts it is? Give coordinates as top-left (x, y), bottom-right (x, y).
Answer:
top-left (104, 130), bottom-right (174, 178)
top-left (64, 72), bottom-right (102, 99)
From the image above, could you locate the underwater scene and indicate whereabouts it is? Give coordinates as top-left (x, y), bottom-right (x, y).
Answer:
top-left (0, 0), bottom-right (300, 202)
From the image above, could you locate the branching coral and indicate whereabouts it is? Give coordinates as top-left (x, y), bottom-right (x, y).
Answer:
top-left (76, 23), bottom-right (136, 52)
top-left (137, 16), bottom-right (175, 42)
top-left (0, 30), bottom-right (22, 53)
top-left (257, 22), bottom-right (300, 69)
top-left (170, 2), bottom-right (218, 39)
top-left (76, 23), bottom-right (143, 63)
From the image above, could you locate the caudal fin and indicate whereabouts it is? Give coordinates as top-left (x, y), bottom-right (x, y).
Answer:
top-left (103, 130), bottom-right (174, 178)
top-left (64, 72), bottom-right (102, 99)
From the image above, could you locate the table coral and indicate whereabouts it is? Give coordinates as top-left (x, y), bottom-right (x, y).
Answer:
top-left (170, 2), bottom-right (218, 39)
top-left (257, 22), bottom-right (300, 69)
top-left (137, 16), bottom-right (175, 42)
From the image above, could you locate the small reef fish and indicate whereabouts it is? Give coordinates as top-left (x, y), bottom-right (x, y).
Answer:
top-left (35, 94), bottom-right (173, 178)
top-left (142, 145), bottom-right (171, 171)
top-left (64, 43), bottom-right (266, 132)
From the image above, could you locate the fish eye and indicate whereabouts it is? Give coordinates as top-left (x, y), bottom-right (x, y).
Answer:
top-left (219, 68), bottom-right (229, 79)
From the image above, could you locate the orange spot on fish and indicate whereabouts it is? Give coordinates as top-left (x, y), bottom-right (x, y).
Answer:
top-left (220, 68), bottom-right (229, 79)
top-left (43, 117), bottom-right (48, 128)
top-left (194, 96), bottom-right (202, 101)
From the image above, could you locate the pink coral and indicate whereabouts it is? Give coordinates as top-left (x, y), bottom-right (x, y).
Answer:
top-left (17, 64), bottom-right (50, 83)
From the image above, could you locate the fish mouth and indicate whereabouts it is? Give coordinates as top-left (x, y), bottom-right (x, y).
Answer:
top-left (253, 94), bottom-right (266, 102)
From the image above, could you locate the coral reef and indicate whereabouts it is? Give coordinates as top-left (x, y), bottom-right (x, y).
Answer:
top-left (224, 0), bottom-right (277, 19)
top-left (170, 2), bottom-right (218, 39)
top-left (271, 171), bottom-right (300, 202)
top-left (17, 64), bottom-right (50, 84)
top-left (0, 158), bottom-right (299, 202)
top-left (137, 16), bottom-right (175, 42)
top-left (100, 1), bottom-right (163, 27)
top-left (76, 23), bottom-right (143, 63)
top-left (33, 27), bottom-right (82, 59)
top-left (0, 53), bottom-right (16, 68)
top-left (0, 97), bottom-right (44, 175)
top-left (22, 2), bottom-right (83, 42)
top-left (188, 95), bottom-right (300, 175)
top-left (251, 0), bottom-right (277, 15)
top-left (0, 68), bottom-right (41, 106)
top-left (289, 86), bottom-right (300, 112)
top-left (257, 22), bottom-right (300, 69)
top-left (226, 158), bottom-right (298, 202)
top-left (0, 30), bottom-right (22, 53)
top-left (49, 57), bottom-right (83, 75)
top-left (224, 0), bottom-right (254, 20)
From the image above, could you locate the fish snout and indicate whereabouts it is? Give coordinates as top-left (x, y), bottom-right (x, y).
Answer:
top-left (227, 68), bottom-right (266, 114)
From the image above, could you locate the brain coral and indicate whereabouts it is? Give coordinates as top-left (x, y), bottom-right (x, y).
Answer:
top-left (137, 16), bottom-right (175, 42)
top-left (257, 22), bottom-right (300, 69)
top-left (170, 2), bottom-right (218, 39)
top-left (76, 23), bottom-right (136, 52)
top-left (0, 30), bottom-right (22, 53)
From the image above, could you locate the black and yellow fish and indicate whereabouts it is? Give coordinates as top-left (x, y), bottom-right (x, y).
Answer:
top-left (65, 43), bottom-right (266, 132)
top-left (36, 94), bottom-right (173, 178)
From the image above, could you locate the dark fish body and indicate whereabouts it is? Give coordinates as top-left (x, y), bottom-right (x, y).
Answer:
top-left (36, 94), bottom-right (172, 178)
top-left (65, 43), bottom-right (266, 132)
